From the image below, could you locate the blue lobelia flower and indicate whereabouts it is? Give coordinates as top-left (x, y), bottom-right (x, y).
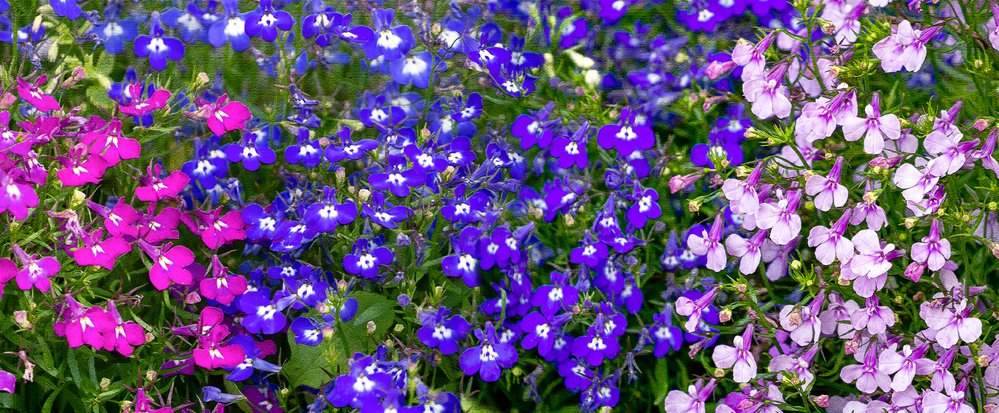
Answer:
top-left (442, 226), bottom-right (483, 288)
top-left (342, 238), bottom-right (393, 279)
top-left (363, 9), bottom-right (413, 61)
top-left (225, 334), bottom-right (282, 381)
top-left (133, 12), bottom-right (185, 71)
top-left (50, 0), bottom-right (82, 20)
top-left (459, 322), bottom-right (518, 382)
top-left (161, 2), bottom-right (220, 44)
top-left (389, 51), bottom-right (433, 88)
top-left (416, 308), bottom-right (471, 355)
top-left (237, 290), bottom-right (291, 335)
top-left (303, 186), bottom-right (356, 237)
top-left (208, 0), bottom-right (250, 51)
top-left (89, 4), bottom-right (138, 54)
top-left (245, 0), bottom-right (294, 42)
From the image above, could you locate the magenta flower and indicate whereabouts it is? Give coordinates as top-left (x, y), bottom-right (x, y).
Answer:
top-left (192, 207), bottom-right (246, 250)
top-left (687, 215), bottom-right (726, 272)
top-left (721, 161), bottom-right (764, 215)
top-left (850, 296), bottom-right (895, 335)
top-left (118, 86), bottom-right (171, 116)
top-left (72, 229), bottom-right (130, 270)
top-left (0, 168), bottom-right (40, 220)
top-left (139, 207), bottom-right (182, 243)
top-left (878, 343), bottom-right (933, 392)
top-left (675, 286), bottom-right (720, 333)
top-left (872, 20), bottom-right (939, 73)
top-left (135, 165), bottom-right (189, 202)
top-left (911, 219), bottom-right (951, 271)
top-left (725, 229), bottom-right (767, 275)
top-left (56, 147), bottom-right (109, 187)
top-left (0, 370), bottom-right (13, 393)
top-left (193, 325), bottom-right (246, 370)
top-left (16, 78), bottom-right (61, 112)
top-left (61, 297), bottom-right (114, 349)
top-left (96, 199), bottom-right (141, 240)
top-left (807, 210), bottom-right (854, 266)
top-left (204, 94), bottom-right (251, 136)
top-left (103, 301), bottom-right (146, 357)
top-left (0, 258), bottom-right (16, 297)
top-left (711, 324), bottom-right (757, 383)
top-left (756, 189), bottom-right (802, 245)
top-left (923, 299), bottom-right (982, 349)
top-left (200, 255), bottom-right (248, 306)
top-left (779, 292), bottom-right (824, 346)
top-left (664, 379), bottom-right (715, 413)
top-left (81, 118), bottom-right (141, 166)
top-left (842, 93), bottom-right (901, 154)
top-left (840, 344), bottom-right (891, 394)
top-left (12, 244), bottom-right (59, 292)
top-left (139, 241), bottom-right (195, 290)
top-left (743, 63), bottom-right (791, 119)
top-left (805, 156), bottom-right (848, 211)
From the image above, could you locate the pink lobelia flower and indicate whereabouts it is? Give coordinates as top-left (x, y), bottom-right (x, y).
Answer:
top-left (850, 183), bottom-right (888, 231)
top-left (664, 379), bottom-right (716, 413)
top-left (731, 31), bottom-right (776, 81)
top-left (893, 162), bottom-right (940, 202)
top-left (138, 241), bottom-right (195, 290)
top-left (973, 129), bottom-right (999, 179)
top-left (60, 296), bottom-right (114, 349)
top-left (200, 255), bottom-right (248, 306)
top-left (756, 189), bottom-right (802, 246)
top-left (0, 258), bottom-right (16, 298)
top-left (675, 286), bottom-right (720, 333)
top-left (911, 219), bottom-right (951, 272)
top-left (990, 2), bottom-right (999, 52)
top-left (12, 244), bottom-right (59, 292)
top-left (819, 292), bottom-right (860, 338)
top-left (842, 92), bottom-right (901, 154)
top-left (742, 63), bottom-right (791, 119)
top-left (56, 144), bottom-right (109, 187)
top-left (795, 90), bottom-right (857, 144)
top-left (81, 118), bottom-right (141, 166)
top-left (193, 324), bottom-right (246, 370)
top-left (0, 370), bottom-right (13, 393)
top-left (769, 345), bottom-right (819, 388)
top-left (687, 215), bottom-right (726, 272)
top-left (138, 206), bottom-right (181, 243)
top-left (135, 164), bottom-right (189, 202)
top-left (16, 78), bottom-right (61, 112)
top-left (712, 324), bottom-right (757, 383)
top-left (203, 94), bottom-right (251, 136)
top-left (0, 168), bottom-right (40, 220)
top-left (90, 199), bottom-right (141, 240)
top-left (779, 292), bottom-right (824, 346)
top-left (807, 209), bottom-right (854, 265)
top-left (924, 130), bottom-right (979, 177)
top-left (721, 161), bottom-right (765, 215)
top-left (191, 207), bottom-right (246, 250)
top-left (923, 298), bottom-right (982, 349)
top-left (125, 388), bottom-right (172, 413)
top-left (725, 229), bottom-right (768, 275)
top-left (872, 20), bottom-right (939, 73)
top-left (840, 344), bottom-right (892, 394)
top-left (850, 296), bottom-right (895, 335)
top-left (102, 301), bottom-right (146, 357)
top-left (805, 156), bottom-right (849, 211)
top-left (878, 343), bottom-right (934, 392)
top-left (118, 85), bottom-right (171, 117)
top-left (72, 229), bottom-right (131, 270)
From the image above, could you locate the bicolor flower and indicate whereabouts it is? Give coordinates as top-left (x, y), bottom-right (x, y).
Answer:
top-left (460, 322), bottom-right (518, 382)
top-left (238, 290), bottom-right (290, 335)
top-left (103, 301), bottom-right (146, 357)
top-left (731, 31), bottom-right (776, 81)
top-left (675, 286), bottom-right (720, 333)
top-left (134, 13), bottom-right (185, 71)
top-left (911, 219), bottom-right (951, 271)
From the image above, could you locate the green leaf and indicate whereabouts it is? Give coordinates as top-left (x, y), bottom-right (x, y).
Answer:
top-left (283, 331), bottom-right (334, 389)
top-left (86, 85), bottom-right (115, 112)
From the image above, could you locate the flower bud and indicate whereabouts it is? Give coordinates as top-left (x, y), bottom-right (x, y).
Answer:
top-left (62, 66), bottom-right (87, 88)
top-left (718, 308), bottom-right (732, 323)
top-left (357, 188), bottom-right (371, 203)
top-left (194, 72), bottom-right (210, 89)
top-left (687, 200), bottom-right (701, 213)
top-left (975, 119), bottom-right (991, 131)
top-left (185, 292), bottom-right (202, 304)
top-left (366, 321), bottom-right (377, 334)
top-left (13, 311), bottom-right (32, 330)
top-left (821, 22), bottom-right (836, 35)
top-left (979, 355), bottom-right (992, 368)
top-left (713, 368), bottom-right (726, 378)
top-left (100, 377), bottom-right (111, 390)
top-left (145, 370), bottom-right (157, 382)
top-left (812, 395), bottom-right (830, 408)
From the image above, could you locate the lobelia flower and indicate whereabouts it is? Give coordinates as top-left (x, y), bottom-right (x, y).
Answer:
top-left (923, 298), bottom-right (983, 349)
top-left (756, 189), bottom-right (802, 245)
top-left (843, 92), bottom-right (901, 154)
top-left (731, 31), bottom-right (776, 81)
top-left (200, 255), bottom-right (247, 305)
top-left (290, 317), bottom-right (324, 346)
top-left (192, 207), bottom-right (246, 250)
top-left (12, 244), bottom-right (59, 292)
top-left (570, 232), bottom-right (609, 268)
top-left (779, 292), bottom-right (824, 346)
top-left (417, 308), bottom-right (471, 355)
top-left (973, 128), bottom-right (999, 179)
top-left (238, 290), bottom-right (291, 334)
top-left (851, 185), bottom-right (888, 231)
top-left (135, 165), bottom-right (189, 202)
top-left (225, 334), bottom-right (282, 381)
top-left (57, 144), bottom-right (109, 186)
top-left (390, 51), bottom-right (433, 88)
top-left (664, 379), bottom-right (716, 413)
top-left (203, 94), bottom-right (252, 136)
top-left (650, 310), bottom-right (683, 358)
top-left (571, 312), bottom-right (622, 367)
top-left (72, 229), bottom-right (130, 270)
top-left (284, 128), bottom-right (324, 168)
top-left (364, 9), bottom-right (414, 61)
top-left (140, 207), bottom-right (182, 244)
top-left (722, 161), bottom-right (764, 215)
top-left (725, 229), bottom-right (768, 275)
top-left (102, 301), bottom-right (146, 357)
top-left (687, 215), bottom-right (727, 272)
top-left (911, 219), bottom-right (952, 271)
top-left (16, 78), bottom-right (60, 112)
top-left (925, 130), bottom-right (979, 177)
top-left (0, 370), bottom-right (12, 393)
top-left (550, 123), bottom-right (590, 170)
top-left (807, 209), bottom-right (855, 265)
top-left (742, 63), bottom-right (791, 119)
top-left (224, 134), bottom-right (276, 171)
top-left (805, 156), bottom-right (848, 211)
top-left (878, 343), bottom-right (934, 392)
top-left (849, 228), bottom-right (896, 279)
top-left (0, 168), bottom-right (40, 220)
top-left (193, 324), bottom-right (246, 370)
top-left (795, 90), bottom-right (858, 144)
top-left (89, 4), bottom-right (138, 54)
top-left (324, 126), bottom-right (378, 163)
top-left (303, 187), bottom-right (357, 236)
top-left (626, 184), bottom-right (662, 229)
top-left (369, 165), bottom-right (426, 197)
top-left (134, 12), bottom-right (185, 71)
top-left (532, 270), bottom-right (579, 317)
top-left (343, 238), bottom-right (393, 279)
top-left (840, 344), bottom-right (891, 394)
top-left (208, 0), bottom-right (250, 51)
top-left (60, 296), bottom-right (113, 349)
top-left (460, 322), bottom-right (518, 382)
top-left (513, 102), bottom-right (557, 150)
top-left (770, 345), bottom-right (819, 388)
top-left (923, 379), bottom-right (975, 413)
top-left (819, 292), bottom-right (860, 338)
top-left (675, 286), bottom-right (720, 333)
top-left (872, 20), bottom-right (940, 73)
top-left (81, 118), bottom-right (141, 166)
top-left (597, 107), bottom-right (655, 156)
top-left (244, 0), bottom-right (294, 42)
top-left (850, 295), bottom-right (895, 335)
top-left (138, 241), bottom-right (195, 290)
top-left (50, 0), bottom-right (82, 20)
top-left (712, 324), bottom-right (757, 383)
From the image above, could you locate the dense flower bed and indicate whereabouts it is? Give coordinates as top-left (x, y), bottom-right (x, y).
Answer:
top-left (0, 0), bottom-right (998, 412)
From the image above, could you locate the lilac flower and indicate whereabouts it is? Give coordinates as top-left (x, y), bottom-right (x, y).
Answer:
top-left (923, 379), bottom-right (974, 413)
top-left (840, 344), bottom-right (891, 394)
top-left (911, 219), bottom-right (952, 271)
top-left (807, 210), bottom-right (854, 265)
top-left (460, 322), bottom-right (518, 382)
top-left (725, 229), bottom-right (767, 275)
top-left (664, 379), bottom-right (716, 413)
top-left (134, 13), bottom-right (185, 71)
top-left (722, 162), bottom-right (764, 215)
top-left (731, 31), bottom-right (776, 81)
top-left (712, 324), bottom-right (757, 383)
top-left (779, 292), bottom-right (824, 346)
top-left (923, 298), bottom-right (983, 349)
top-left (675, 286), bottom-right (720, 333)
top-left (743, 63), bottom-right (791, 119)
top-left (805, 157), bottom-right (848, 211)
top-left (756, 189), bottom-right (802, 245)
top-left (843, 93), bottom-right (901, 154)
top-left (878, 343), bottom-right (933, 392)
top-left (687, 215), bottom-right (726, 272)
top-left (850, 296), bottom-right (895, 335)
top-left (872, 20), bottom-right (940, 73)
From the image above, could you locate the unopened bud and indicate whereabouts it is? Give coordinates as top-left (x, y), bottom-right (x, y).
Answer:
top-left (357, 188), bottom-right (371, 203)
top-left (366, 321), bottom-right (377, 334)
top-left (975, 119), bottom-right (991, 131)
top-left (904, 217), bottom-right (918, 229)
top-left (13, 311), bottom-right (32, 329)
top-left (713, 368), bottom-right (726, 378)
top-left (145, 370), bottom-right (157, 382)
top-left (979, 355), bottom-right (992, 367)
top-left (100, 377), bottom-right (111, 390)
top-left (718, 308), bottom-right (732, 323)
top-left (185, 292), bottom-right (202, 304)
top-left (194, 72), bottom-right (210, 89)
top-left (812, 395), bottom-right (830, 408)
top-left (821, 22), bottom-right (836, 35)
top-left (62, 66), bottom-right (86, 88)
top-left (687, 200), bottom-right (701, 213)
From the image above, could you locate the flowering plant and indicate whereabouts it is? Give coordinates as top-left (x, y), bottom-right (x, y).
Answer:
top-left (0, 0), bottom-right (997, 412)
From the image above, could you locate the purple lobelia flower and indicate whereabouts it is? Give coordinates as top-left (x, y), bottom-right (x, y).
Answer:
top-left (712, 324), bottom-right (757, 383)
top-left (50, 0), bottom-right (82, 20)
top-left (12, 244), bottom-right (59, 292)
top-left (626, 184), bottom-right (662, 229)
top-left (664, 379), bottom-right (716, 413)
top-left (532, 271), bottom-right (579, 316)
top-left (284, 128), bottom-right (324, 168)
top-left (460, 322), bottom-right (518, 382)
top-left (841, 343), bottom-right (891, 394)
top-left (224, 134), bottom-right (276, 171)
top-left (571, 313), bottom-right (622, 367)
top-left (208, 0), bottom-right (250, 51)
top-left (687, 215), bottom-right (727, 272)
top-left (442, 226), bottom-right (482, 287)
top-left (324, 127), bottom-right (378, 163)
top-left (732, 31), bottom-right (776, 81)
top-left (649, 309), bottom-right (683, 358)
top-left (244, 0), bottom-right (294, 42)
top-left (923, 298), bottom-right (983, 349)
top-left (225, 334), bottom-right (281, 381)
top-left (570, 232), bottom-right (609, 268)
top-left (872, 20), bottom-right (940, 73)
top-left (974, 129), bottom-right (999, 178)
top-left (390, 51), bottom-right (433, 88)
top-left (550, 123), bottom-right (590, 170)
top-left (134, 12), bottom-right (185, 71)
top-left (725, 229), bottom-right (768, 275)
top-left (807, 209), bottom-right (854, 266)
top-left (513, 102), bottom-right (557, 150)
top-left (89, 4), bottom-right (138, 54)
top-left (597, 107), bottom-right (654, 156)
top-left (16, 78), bottom-right (61, 112)
top-left (81, 118), bottom-right (141, 166)
top-left (843, 92), bottom-right (901, 154)
top-left (675, 286), bottom-right (720, 333)
top-left (756, 189), bottom-right (802, 246)
top-left (770, 345), bottom-right (819, 388)
top-left (925, 130), bottom-right (979, 177)
top-left (722, 161), bottom-right (764, 215)
top-left (742, 63), bottom-right (791, 119)
top-left (923, 379), bottom-right (975, 413)
top-left (846, 229), bottom-right (898, 297)
top-left (364, 9), bottom-right (413, 61)
top-left (0, 370), bottom-right (13, 393)
top-left (369, 165), bottom-right (426, 198)
top-left (343, 238), bottom-right (393, 279)
top-left (779, 292), bottom-right (824, 346)
top-left (238, 290), bottom-right (291, 335)
top-left (0, 168), bottom-right (39, 220)
top-left (850, 295), bottom-right (895, 335)
top-left (417, 308), bottom-right (471, 355)
top-left (878, 343), bottom-right (933, 392)
top-left (911, 219), bottom-right (952, 271)
top-left (805, 157), bottom-right (848, 211)
top-left (303, 186), bottom-right (356, 236)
